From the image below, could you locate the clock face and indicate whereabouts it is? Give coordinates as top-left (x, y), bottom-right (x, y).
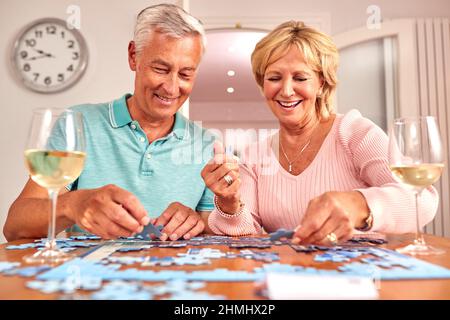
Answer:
top-left (12, 18), bottom-right (88, 93)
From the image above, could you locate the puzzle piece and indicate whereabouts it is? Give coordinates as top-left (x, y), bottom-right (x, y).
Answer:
top-left (0, 261), bottom-right (21, 272)
top-left (104, 256), bottom-right (146, 265)
top-left (185, 235), bottom-right (236, 246)
top-left (314, 253), bottom-right (350, 263)
top-left (239, 250), bottom-right (280, 262)
top-left (230, 243), bottom-right (272, 249)
top-left (290, 244), bottom-right (318, 253)
top-left (26, 276), bottom-right (103, 294)
top-left (135, 224), bottom-right (163, 240)
top-left (61, 241), bottom-right (99, 248)
top-left (27, 280), bottom-right (72, 294)
top-left (90, 281), bottom-right (153, 300)
top-left (142, 256), bottom-right (176, 267)
top-left (69, 235), bottom-right (102, 241)
top-left (6, 243), bottom-right (39, 250)
top-left (7, 239), bottom-right (99, 251)
top-left (179, 248), bottom-right (226, 259)
top-left (348, 237), bottom-right (388, 245)
top-left (4, 265), bottom-right (52, 277)
top-left (156, 242), bottom-right (187, 248)
top-left (174, 255), bottom-right (211, 266)
top-left (269, 228), bottom-right (295, 241)
top-left (240, 236), bottom-right (271, 242)
top-left (37, 247), bottom-right (77, 253)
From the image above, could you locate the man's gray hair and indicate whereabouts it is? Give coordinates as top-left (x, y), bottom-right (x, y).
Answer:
top-left (133, 4), bottom-right (206, 55)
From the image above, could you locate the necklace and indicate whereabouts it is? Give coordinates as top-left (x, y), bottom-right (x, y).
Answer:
top-left (279, 122), bottom-right (319, 173)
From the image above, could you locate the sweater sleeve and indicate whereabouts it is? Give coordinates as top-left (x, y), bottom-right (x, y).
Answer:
top-left (208, 142), bottom-right (265, 236)
top-left (338, 110), bottom-right (439, 233)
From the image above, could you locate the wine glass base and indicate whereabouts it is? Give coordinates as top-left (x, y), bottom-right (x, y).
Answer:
top-left (23, 248), bottom-right (75, 265)
top-left (396, 243), bottom-right (445, 256)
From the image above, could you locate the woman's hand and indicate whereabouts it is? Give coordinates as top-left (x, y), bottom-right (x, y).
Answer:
top-left (292, 191), bottom-right (371, 245)
top-left (201, 142), bottom-right (241, 214)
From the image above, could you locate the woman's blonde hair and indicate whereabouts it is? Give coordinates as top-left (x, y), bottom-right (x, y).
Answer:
top-left (251, 21), bottom-right (339, 119)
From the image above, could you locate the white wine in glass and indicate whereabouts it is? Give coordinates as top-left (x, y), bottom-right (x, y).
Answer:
top-left (388, 116), bottom-right (445, 255)
top-left (23, 109), bottom-right (86, 264)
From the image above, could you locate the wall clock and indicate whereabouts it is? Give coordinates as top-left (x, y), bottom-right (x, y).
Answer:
top-left (11, 17), bottom-right (88, 93)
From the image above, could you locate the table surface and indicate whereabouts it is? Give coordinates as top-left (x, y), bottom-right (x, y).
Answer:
top-left (1, 233), bottom-right (450, 300)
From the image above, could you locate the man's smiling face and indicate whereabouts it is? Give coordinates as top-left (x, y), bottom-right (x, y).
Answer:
top-left (129, 31), bottom-right (202, 122)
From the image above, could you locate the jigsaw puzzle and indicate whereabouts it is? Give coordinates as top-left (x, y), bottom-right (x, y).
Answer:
top-left (3, 229), bottom-right (450, 300)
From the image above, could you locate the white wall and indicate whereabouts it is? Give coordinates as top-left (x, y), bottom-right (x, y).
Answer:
top-left (1, 0), bottom-right (449, 243)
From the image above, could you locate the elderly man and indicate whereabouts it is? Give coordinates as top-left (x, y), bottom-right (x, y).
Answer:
top-left (4, 4), bottom-right (214, 241)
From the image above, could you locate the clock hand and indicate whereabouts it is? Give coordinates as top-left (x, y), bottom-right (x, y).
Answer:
top-left (25, 55), bottom-right (54, 61)
top-left (32, 48), bottom-right (56, 58)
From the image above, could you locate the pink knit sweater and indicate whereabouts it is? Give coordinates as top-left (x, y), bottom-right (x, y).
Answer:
top-left (208, 110), bottom-right (439, 236)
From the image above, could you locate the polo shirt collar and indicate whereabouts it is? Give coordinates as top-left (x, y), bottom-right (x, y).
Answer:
top-left (109, 94), bottom-right (132, 128)
top-left (109, 94), bottom-right (189, 140)
top-left (172, 111), bottom-right (189, 140)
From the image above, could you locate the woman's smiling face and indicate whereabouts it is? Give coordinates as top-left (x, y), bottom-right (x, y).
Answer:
top-left (263, 45), bottom-right (323, 127)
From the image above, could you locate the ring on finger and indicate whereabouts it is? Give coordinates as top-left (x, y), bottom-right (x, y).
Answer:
top-left (326, 232), bottom-right (338, 246)
top-left (223, 174), bottom-right (233, 186)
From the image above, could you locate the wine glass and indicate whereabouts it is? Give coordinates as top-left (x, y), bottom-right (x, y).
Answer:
top-left (23, 108), bottom-right (86, 264)
top-left (388, 116), bottom-right (445, 255)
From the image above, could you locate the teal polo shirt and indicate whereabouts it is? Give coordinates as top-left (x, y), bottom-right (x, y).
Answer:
top-left (50, 94), bottom-right (215, 231)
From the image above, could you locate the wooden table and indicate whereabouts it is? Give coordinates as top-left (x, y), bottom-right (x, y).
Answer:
top-left (1, 233), bottom-right (450, 300)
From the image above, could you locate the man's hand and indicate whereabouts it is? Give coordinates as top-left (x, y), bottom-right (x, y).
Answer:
top-left (68, 184), bottom-right (150, 239)
top-left (152, 202), bottom-right (205, 241)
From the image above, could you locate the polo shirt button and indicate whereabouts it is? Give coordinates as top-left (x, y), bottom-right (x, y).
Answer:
top-left (147, 153), bottom-right (152, 159)
top-left (139, 137), bottom-right (145, 142)
top-left (131, 124), bottom-right (137, 130)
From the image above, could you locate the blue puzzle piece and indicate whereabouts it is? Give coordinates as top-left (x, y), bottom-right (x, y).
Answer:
top-left (142, 256), bottom-right (176, 267)
top-left (4, 265), bottom-right (51, 277)
top-left (90, 281), bottom-right (153, 300)
top-left (157, 242), bottom-right (187, 248)
top-left (147, 279), bottom-right (206, 296)
top-left (69, 235), bottom-right (102, 241)
top-left (105, 256), bottom-right (146, 265)
top-left (26, 276), bottom-right (103, 294)
top-left (135, 224), bottom-right (163, 240)
top-left (269, 228), bottom-right (295, 241)
top-left (61, 241), bottom-right (99, 248)
top-left (0, 261), bottom-right (21, 272)
top-left (6, 243), bottom-right (38, 250)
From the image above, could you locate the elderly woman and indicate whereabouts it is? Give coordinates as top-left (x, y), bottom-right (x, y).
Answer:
top-left (201, 21), bottom-right (439, 245)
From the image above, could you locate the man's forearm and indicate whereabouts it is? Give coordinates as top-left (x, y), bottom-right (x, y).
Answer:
top-left (3, 193), bottom-right (77, 241)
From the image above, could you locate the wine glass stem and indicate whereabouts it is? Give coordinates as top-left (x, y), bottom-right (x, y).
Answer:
top-left (47, 188), bottom-right (59, 250)
top-left (415, 191), bottom-right (425, 246)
